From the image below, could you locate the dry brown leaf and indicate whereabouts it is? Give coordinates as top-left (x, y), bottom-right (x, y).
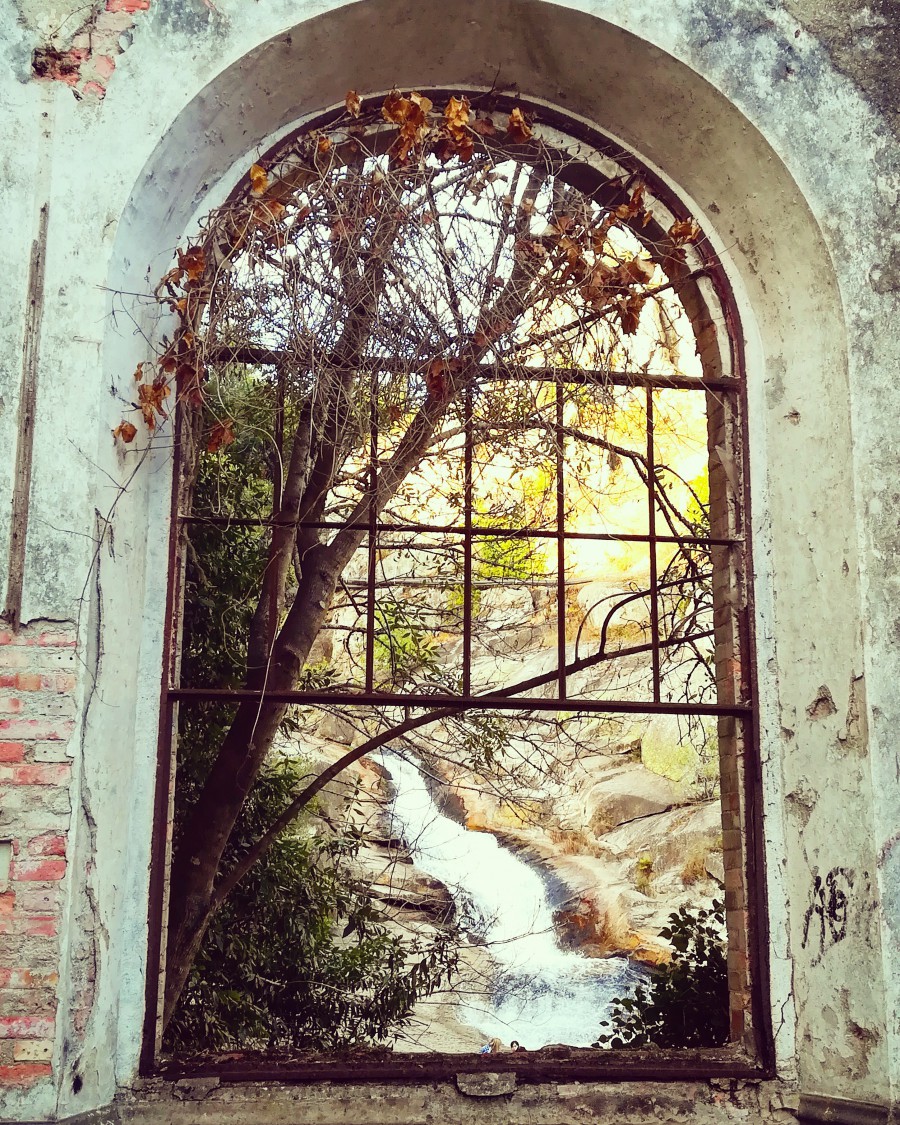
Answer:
top-left (133, 362), bottom-right (144, 382)
top-left (252, 200), bottom-right (286, 226)
top-left (249, 163), bottom-right (268, 195)
top-left (506, 107), bottom-right (532, 143)
top-left (113, 421), bottom-right (137, 444)
top-left (444, 95), bottom-right (470, 132)
top-left (623, 257), bottom-right (655, 284)
top-left (178, 246), bottom-right (206, 283)
top-left (669, 217), bottom-right (701, 244)
top-left (472, 116), bottom-right (497, 137)
top-left (207, 419), bottom-right (235, 453)
top-left (410, 91), bottom-right (433, 115)
top-left (138, 377), bottom-right (171, 429)
top-left (382, 89), bottom-right (411, 124)
top-left (345, 90), bottom-right (362, 118)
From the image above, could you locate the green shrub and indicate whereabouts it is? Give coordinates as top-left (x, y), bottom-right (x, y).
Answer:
top-left (594, 901), bottom-right (728, 1048)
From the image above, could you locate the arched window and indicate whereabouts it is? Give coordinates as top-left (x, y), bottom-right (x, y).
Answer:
top-left (146, 92), bottom-right (765, 1073)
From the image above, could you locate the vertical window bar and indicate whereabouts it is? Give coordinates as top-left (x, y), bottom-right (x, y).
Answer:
top-left (556, 380), bottom-right (567, 699)
top-left (462, 382), bottom-right (473, 696)
top-left (365, 375), bottom-right (378, 693)
top-left (646, 386), bottom-right (661, 702)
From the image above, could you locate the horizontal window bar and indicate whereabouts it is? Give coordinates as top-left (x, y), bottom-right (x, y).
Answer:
top-left (202, 346), bottom-right (739, 393)
top-left (166, 686), bottom-right (750, 718)
top-left (176, 516), bottom-right (738, 547)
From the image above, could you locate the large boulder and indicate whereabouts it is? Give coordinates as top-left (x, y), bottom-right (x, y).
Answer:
top-left (585, 762), bottom-right (687, 834)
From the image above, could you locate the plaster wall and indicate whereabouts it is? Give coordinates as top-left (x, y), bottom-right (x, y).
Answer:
top-left (0, 0), bottom-right (898, 1121)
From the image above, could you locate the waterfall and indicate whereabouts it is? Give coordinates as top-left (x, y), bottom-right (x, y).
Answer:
top-left (379, 750), bottom-right (643, 1050)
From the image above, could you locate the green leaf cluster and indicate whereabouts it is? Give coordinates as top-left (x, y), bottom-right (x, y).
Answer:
top-left (594, 901), bottom-right (728, 1049)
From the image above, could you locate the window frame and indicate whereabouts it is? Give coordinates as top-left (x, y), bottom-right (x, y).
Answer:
top-left (141, 93), bottom-right (773, 1080)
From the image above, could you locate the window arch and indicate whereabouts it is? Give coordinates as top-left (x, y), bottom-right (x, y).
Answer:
top-left (146, 90), bottom-right (766, 1074)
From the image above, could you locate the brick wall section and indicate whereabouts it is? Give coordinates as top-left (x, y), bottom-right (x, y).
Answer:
top-left (0, 625), bottom-right (77, 1089)
top-left (30, 0), bottom-right (151, 100)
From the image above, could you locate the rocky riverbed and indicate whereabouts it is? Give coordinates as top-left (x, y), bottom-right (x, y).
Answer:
top-left (297, 720), bottom-right (724, 1052)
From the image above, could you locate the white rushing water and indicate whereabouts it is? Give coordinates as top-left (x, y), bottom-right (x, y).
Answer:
top-left (380, 751), bottom-right (643, 1050)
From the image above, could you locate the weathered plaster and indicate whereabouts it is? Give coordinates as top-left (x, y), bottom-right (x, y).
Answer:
top-left (1, 0), bottom-right (899, 1120)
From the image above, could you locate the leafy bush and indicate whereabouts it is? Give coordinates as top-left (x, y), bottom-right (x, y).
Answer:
top-left (167, 421), bottom-right (457, 1053)
top-left (594, 901), bottom-right (728, 1048)
top-left (166, 747), bottom-right (457, 1052)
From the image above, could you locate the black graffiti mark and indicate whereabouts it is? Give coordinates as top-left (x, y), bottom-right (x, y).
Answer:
top-left (802, 867), bottom-right (854, 962)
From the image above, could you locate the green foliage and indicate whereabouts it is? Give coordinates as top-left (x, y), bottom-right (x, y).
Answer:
top-left (169, 422), bottom-right (457, 1054)
top-left (166, 746), bottom-right (457, 1052)
top-left (594, 902), bottom-right (728, 1048)
top-left (373, 599), bottom-right (440, 689)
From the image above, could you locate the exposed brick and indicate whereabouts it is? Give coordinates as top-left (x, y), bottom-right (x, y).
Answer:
top-left (35, 634), bottom-right (76, 648)
top-left (0, 970), bottom-right (58, 989)
top-left (106, 0), bottom-right (150, 10)
top-left (13, 1039), bottom-right (53, 1063)
top-left (0, 677), bottom-right (15, 690)
top-left (0, 633), bottom-right (12, 646)
top-left (3, 763), bottom-right (71, 786)
top-left (15, 885), bottom-right (61, 914)
top-left (11, 859), bottom-right (66, 882)
top-left (0, 700), bottom-right (23, 715)
top-left (0, 990), bottom-right (56, 1017)
top-left (0, 936), bottom-right (57, 967)
top-left (0, 1062), bottom-right (52, 1085)
top-left (0, 895), bottom-right (13, 916)
top-left (27, 834), bottom-right (66, 857)
top-left (32, 741), bottom-right (70, 763)
top-left (0, 743), bottom-right (24, 763)
top-left (0, 719), bottom-right (73, 741)
top-left (94, 54), bottom-right (116, 79)
top-left (15, 675), bottom-right (42, 692)
top-left (0, 916), bottom-right (57, 938)
top-left (0, 1016), bottom-right (54, 1039)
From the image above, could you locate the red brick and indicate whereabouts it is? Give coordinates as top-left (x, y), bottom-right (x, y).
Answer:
top-left (15, 885), bottom-right (60, 914)
top-left (0, 700), bottom-right (22, 715)
top-left (11, 859), bottom-right (65, 882)
top-left (13, 1039), bottom-right (52, 1063)
top-left (0, 917), bottom-right (57, 938)
top-left (0, 743), bottom-right (24, 763)
top-left (0, 969), bottom-right (58, 989)
top-left (16, 675), bottom-right (42, 692)
top-left (0, 677), bottom-right (15, 690)
top-left (35, 634), bottom-right (76, 648)
top-left (27, 834), bottom-right (66, 857)
top-left (9, 764), bottom-right (71, 787)
top-left (0, 1062), bottom-right (52, 1085)
top-left (106, 0), bottom-right (150, 10)
top-left (0, 633), bottom-right (12, 646)
top-left (0, 1016), bottom-right (54, 1039)
top-left (0, 895), bottom-right (13, 916)
top-left (0, 719), bottom-right (72, 741)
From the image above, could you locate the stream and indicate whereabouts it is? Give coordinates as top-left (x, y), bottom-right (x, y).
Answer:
top-left (379, 750), bottom-right (643, 1050)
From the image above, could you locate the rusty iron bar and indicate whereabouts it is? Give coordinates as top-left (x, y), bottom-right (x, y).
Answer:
top-left (203, 344), bottom-right (739, 395)
top-left (646, 386), bottom-right (661, 703)
top-left (462, 382), bottom-right (473, 696)
top-left (555, 380), bottom-right (567, 699)
top-left (365, 373), bottom-right (378, 693)
top-left (176, 514), bottom-right (737, 547)
top-left (168, 686), bottom-right (750, 718)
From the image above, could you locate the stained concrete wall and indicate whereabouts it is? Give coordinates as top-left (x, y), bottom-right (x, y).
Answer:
top-left (0, 0), bottom-right (898, 1121)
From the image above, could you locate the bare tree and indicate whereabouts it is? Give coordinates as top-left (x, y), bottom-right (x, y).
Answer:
top-left (119, 92), bottom-right (712, 1030)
